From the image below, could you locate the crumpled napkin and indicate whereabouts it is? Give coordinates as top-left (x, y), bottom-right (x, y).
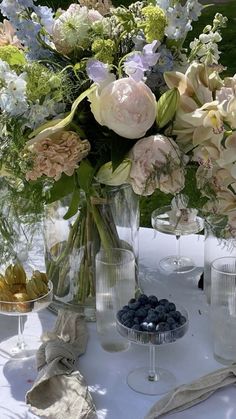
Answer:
top-left (26, 309), bottom-right (97, 419)
top-left (145, 364), bottom-right (236, 418)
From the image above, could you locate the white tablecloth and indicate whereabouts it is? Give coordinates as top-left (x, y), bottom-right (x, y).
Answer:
top-left (0, 227), bottom-right (236, 419)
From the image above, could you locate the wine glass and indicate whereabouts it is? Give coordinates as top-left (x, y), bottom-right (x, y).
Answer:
top-left (151, 203), bottom-right (204, 274)
top-left (0, 281), bottom-right (53, 359)
top-left (116, 305), bottom-right (189, 395)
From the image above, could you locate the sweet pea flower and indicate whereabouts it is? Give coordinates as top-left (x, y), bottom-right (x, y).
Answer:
top-left (88, 77), bottom-right (157, 139)
top-left (128, 134), bottom-right (186, 195)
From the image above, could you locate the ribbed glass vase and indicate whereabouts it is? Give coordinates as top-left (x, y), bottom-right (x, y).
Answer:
top-left (43, 184), bottom-right (139, 320)
top-left (204, 215), bottom-right (236, 304)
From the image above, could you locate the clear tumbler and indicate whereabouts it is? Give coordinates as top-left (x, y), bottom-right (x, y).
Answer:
top-left (211, 256), bottom-right (236, 365)
top-left (96, 248), bottom-right (135, 352)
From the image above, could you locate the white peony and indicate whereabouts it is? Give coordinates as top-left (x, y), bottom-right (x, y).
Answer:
top-left (128, 134), bottom-right (186, 195)
top-left (88, 77), bottom-right (157, 139)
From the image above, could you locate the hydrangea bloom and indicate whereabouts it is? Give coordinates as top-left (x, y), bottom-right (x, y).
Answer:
top-left (26, 131), bottom-right (91, 181)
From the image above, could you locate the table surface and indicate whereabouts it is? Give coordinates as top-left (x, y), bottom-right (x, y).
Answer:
top-left (0, 227), bottom-right (236, 419)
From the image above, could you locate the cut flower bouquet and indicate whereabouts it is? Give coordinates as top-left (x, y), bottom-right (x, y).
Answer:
top-left (1, 0), bottom-right (225, 312)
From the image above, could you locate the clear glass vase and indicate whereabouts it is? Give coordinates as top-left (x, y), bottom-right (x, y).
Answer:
top-left (204, 215), bottom-right (236, 304)
top-left (43, 184), bottom-right (140, 320)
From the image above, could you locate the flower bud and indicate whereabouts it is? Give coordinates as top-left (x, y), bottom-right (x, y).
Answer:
top-left (156, 87), bottom-right (180, 128)
top-left (96, 160), bottom-right (131, 186)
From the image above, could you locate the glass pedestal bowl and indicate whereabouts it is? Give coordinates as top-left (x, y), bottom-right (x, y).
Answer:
top-left (151, 205), bottom-right (204, 273)
top-left (0, 281), bottom-right (53, 359)
top-left (116, 305), bottom-right (188, 395)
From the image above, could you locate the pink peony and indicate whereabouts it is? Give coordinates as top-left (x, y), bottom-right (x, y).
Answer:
top-left (128, 134), bottom-right (186, 195)
top-left (26, 131), bottom-right (90, 181)
top-left (89, 77), bottom-right (157, 139)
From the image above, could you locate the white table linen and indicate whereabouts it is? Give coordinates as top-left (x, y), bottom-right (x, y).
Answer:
top-left (0, 227), bottom-right (236, 419)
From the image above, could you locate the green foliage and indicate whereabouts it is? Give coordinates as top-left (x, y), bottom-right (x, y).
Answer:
top-left (46, 173), bottom-right (75, 203)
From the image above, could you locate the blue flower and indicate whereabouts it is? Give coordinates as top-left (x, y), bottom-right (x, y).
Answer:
top-left (155, 46), bottom-right (173, 73)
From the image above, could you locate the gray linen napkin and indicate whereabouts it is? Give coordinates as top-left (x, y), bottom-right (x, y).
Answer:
top-left (145, 364), bottom-right (236, 418)
top-left (26, 309), bottom-right (97, 419)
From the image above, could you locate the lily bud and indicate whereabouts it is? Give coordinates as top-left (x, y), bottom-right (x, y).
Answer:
top-left (156, 87), bottom-right (180, 128)
top-left (96, 159), bottom-right (131, 186)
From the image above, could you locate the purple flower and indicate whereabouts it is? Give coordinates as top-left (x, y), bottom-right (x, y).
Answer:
top-left (86, 59), bottom-right (110, 83)
top-left (123, 54), bottom-right (146, 82)
top-left (142, 40), bottom-right (160, 67)
top-left (124, 41), bottom-right (160, 82)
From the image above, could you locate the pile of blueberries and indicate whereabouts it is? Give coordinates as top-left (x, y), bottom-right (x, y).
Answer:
top-left (117, 294), bottom-right (187, 333)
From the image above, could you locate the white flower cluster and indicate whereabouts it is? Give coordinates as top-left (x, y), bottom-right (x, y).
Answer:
top-left (189, 13), bottom-right (228, 64)
top-left (156, 0), bottom-right (202, 40)
top-left (0, 59), bottom-right (28, 116)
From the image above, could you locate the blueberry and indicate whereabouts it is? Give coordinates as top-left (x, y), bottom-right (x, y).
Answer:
top-left (145, 315), bottom-right (157, 324)
top-left (143, 303), bottom-right (152, 310)
top-left (135, 307), bottom-right (148, 319)
top-left (117, 309), bottom-right (127, 320)
top-left (147, 322), bottom-right (156, 332)
top-left (140, 321), bottom-right (149, 331)
top-left (166, 316), bottom-right (176, 325)
top-left (128, 298), bottom-right (136, 304)
top-left (158, 299), bottom-right (169, 306)
top-left (168, 302), bottom-right (176, 312)
top-left (121, 310), bottom-right (135, 323)
top-left (156, 322), bottom-right (170, 332)
top-left (169, 322), bottom-right (178, 330)
top-left (138, 294), bottom-right (149, 305)
top-left (156, 312), bottom-right (167, 323)
top-left (128, 301), bottom-right (141, 310)
top-left (132, 324), bottom-right (141, 331)
top-left (154, 305), bottom-right (165, 314)
top-left (179, 315), bottom-right (187, 325)
top-left (133, 317), bottom-right (140, 324)
top-left (171, 310), bottom-right (181, 321)
top-left (148, 295), bottom-right (158, 308)
top-left (123, 319), bottom-right (134, 328)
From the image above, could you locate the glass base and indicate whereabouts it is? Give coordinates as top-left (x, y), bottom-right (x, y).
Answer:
top-left (0, 334), bottom-right (40, 360)
top-left (127, 366), bottom-right (176, 395)
top-left (159, 255), bottom-right (196, 274)
top-left (214, 352), bottom-right (236, 366)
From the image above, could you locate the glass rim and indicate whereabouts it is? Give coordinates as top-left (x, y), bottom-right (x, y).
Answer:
top-left (211, 256), bottom-right (236, 275)
top-left (95, 248), bottom-right (135, 265)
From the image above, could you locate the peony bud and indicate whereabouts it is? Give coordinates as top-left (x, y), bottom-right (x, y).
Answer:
top-left (156, 87), bottom-right (180, 128)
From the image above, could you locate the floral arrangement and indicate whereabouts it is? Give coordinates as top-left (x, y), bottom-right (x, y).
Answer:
top-left (3, 0), bottom-right (233, 309)
top-left (0, 0), bottom-right (203, 212)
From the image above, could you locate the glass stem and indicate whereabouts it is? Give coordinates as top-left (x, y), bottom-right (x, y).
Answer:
top-left (148, 345), bottom-right (159, 382)
top-left (176, 235), bottom-right (181, 262)
top-left (17, 316), bottom-right (26, 350)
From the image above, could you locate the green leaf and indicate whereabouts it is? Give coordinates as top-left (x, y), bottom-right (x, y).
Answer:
top-left (45, 174), bottom-right (75, 204)
top-left (77, 159), bottom-right (95, 193)
top-left (63, 188), bottom-right (80, 220)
